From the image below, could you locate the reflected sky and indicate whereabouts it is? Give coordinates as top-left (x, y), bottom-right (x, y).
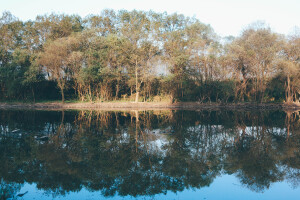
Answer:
top-left (16, 175), bottom-right (300, 200)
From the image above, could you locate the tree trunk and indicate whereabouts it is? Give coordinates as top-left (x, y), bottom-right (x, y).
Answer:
top-left (286, 75), bottom-right (292, 103)
top-left (31, 87), bottom-right (35, 103)
top-left (89, 84), bottom-right (92, 102)
top-left (135, 62), bottom-right (139, 103)
top-left (61, 88), bottom-right (65, 103)
top-left (116, 79), bottom-right (120, 99)
top-left (135, 91), bottom-right (139, 103)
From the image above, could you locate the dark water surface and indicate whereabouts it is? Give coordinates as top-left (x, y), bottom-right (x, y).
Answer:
top-left (0, 109), bottom-right (300, 200)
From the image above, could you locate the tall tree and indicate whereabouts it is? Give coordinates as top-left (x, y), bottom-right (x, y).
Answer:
top-left (228, 24), bottom-right (282, 102)
top-left (278, 33), bottom-right (300, 103)
top-left (118, 10), bottom-right (158, 102)
top-left (38, 36), bottom-right (82, 102)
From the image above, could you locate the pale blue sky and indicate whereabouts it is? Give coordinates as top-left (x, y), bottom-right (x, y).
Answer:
top-left (1, 0), bottom-right (299, 37)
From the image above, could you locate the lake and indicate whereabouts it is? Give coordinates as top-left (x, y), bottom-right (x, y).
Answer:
top-left (0, 109), bottom-right (300, 200)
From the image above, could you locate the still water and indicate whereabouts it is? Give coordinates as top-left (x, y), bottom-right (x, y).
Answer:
top-left (0, 109), bottom-right (300, 200)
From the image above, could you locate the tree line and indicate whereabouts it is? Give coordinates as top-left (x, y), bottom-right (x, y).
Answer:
top-left (0, 10), bottom-right (299, 103)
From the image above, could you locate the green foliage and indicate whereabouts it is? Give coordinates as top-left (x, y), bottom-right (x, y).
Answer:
top-left (266, 75), bottom-right (286, 102)
top-left (197, 80), bottom-right (235, 103)
top-left (0, 10), bottom-right (298, 103)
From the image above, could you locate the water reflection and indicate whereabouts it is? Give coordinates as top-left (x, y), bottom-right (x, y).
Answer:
top-left (0, 109), bottom-right (299, 199)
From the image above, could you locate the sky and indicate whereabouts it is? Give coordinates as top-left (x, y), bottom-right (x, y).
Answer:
top-left (0, 0), bottom-right (299, 37)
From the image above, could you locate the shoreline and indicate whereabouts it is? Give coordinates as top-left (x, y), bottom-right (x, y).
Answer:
top-left (0, 102), bottom-right (299, 111)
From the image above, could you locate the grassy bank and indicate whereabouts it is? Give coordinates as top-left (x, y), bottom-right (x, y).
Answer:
top-left (0, 101), bottom-right (299, 111)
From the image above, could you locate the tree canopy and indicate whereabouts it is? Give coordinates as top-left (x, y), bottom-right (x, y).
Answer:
top-left (0, 10), bottom-right (299, 103)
